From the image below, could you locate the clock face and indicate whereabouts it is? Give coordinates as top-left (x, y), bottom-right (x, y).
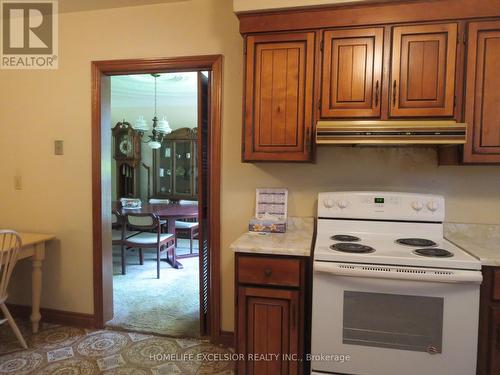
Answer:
top-left (119, 138), bottom-right (132, 155)
top-left (117, 135), bottom-right (133, 158)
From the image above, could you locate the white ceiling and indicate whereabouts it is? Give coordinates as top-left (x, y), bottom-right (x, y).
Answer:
top-left (111, 72), bottom-right (198, 108)
top-left (59, 0), bottom-right (188, 13)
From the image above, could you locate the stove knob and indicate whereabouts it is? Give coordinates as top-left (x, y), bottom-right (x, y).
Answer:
top-left (337, 200), bottom-right (348, 209)
top-left (323, 198), bottom-right (334, 208)
top-left (427, 201), bottom-right (439, 212)
top-left (411, 200), bottom-right (424, 211)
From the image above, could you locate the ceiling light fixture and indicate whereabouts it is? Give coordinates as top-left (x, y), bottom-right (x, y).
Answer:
top-left (132, 73), bottom-right (172, 149)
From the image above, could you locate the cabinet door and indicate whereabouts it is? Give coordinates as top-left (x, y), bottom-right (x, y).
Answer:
top-left (390, 23), bottom-right (457, 117)
top-left (490, 307), bottom-right (500, 375)
top-left (237, 286), bottom-right (300, 375)
top-left (243, 32), bottom-right (315, 162)
top-left (154, 141), bottom-right (173, 196)
top-left (321, 28), bottom-right (383, 118)
top-left (464, 21), bottom-right (500, 163)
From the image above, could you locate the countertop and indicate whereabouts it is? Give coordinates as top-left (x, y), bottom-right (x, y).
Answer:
top-left (445, 223), bottom-right (500, 266)
top-left (230, 217), bottom-right (314, 257)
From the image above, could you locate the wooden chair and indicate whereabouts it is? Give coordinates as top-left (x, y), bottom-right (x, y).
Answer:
top-left (122, 213), bottom-right (176, 279)
top-left (0, 230), bottom-right (28, 349)
top-left (148, 198), bottom-right (169, 231)
top-left (112, 210), bottom-right (140, 275)
top-left (175, 200), bottom-right (199, 256)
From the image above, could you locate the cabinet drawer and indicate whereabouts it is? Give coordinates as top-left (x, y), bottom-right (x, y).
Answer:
top-left (494, 270), bottom-right (500, 301)
top-left (237, 256), bottom-right (301, 287)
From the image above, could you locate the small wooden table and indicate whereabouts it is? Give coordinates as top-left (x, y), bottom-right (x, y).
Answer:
top-left (114, 203), bottom-right (198, 269)
top-left (17, 233), bottom-right (55, 333)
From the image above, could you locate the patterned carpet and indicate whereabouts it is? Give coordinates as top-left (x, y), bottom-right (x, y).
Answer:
top-left (107, 240), bottom-right (200, 337)
top-left (0, 320), bottom-right (234, 374)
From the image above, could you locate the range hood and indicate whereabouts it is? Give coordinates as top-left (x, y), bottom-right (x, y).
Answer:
top-left (316, 121), bottom-right (467, 145)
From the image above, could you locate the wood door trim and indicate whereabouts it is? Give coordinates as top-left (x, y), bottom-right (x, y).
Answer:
top-left (91, 55), bottom-right (225, 344)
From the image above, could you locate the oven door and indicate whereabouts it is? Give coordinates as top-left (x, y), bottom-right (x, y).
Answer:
top-left (311, 261), bottom-right (481, 375)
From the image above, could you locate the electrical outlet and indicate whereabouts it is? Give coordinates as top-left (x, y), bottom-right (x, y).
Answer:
top-left (54, 140), bottom-right (64, 155)
top-left (14, 176), bottom-right (22, 190)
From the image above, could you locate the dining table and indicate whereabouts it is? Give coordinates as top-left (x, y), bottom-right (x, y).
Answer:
top-left (113, 202), bottom-right (198, 269)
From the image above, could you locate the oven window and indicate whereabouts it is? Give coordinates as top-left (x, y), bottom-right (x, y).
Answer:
top-left (343, 291), bottom-right (443, 353)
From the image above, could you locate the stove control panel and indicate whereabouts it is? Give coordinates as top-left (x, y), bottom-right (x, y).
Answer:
top-left (318, 191), bottom-right (445, 222)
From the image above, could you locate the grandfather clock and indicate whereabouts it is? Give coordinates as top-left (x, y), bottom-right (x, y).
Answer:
top-left (112, 121), bottom-right (141, 198)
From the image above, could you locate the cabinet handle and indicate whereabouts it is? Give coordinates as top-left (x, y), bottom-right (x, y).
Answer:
top-left (497, 325), bottom-right (500, 350)
top-left (292, 303), bottom-right (296, 329)
top-left (374, 80), bottom-right (379, 107)
top-left (264, 268), bottom-right (272, 277)
top-left (392, 80), bottom-right (397, 107)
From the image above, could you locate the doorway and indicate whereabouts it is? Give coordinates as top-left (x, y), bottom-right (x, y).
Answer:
top-left (107, 72), bottom-right (205, 337)
top-left (91, 56), bottom-right (223, 343)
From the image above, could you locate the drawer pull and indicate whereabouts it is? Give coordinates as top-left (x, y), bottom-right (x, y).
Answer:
top-left (264, 268), bottom-right (273, 277)
top-left (497, 326), bottom-right (500, 350)
top-left (392, 80), bottom-right (397, 107)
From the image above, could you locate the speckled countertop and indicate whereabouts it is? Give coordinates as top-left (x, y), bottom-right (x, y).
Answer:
top-left (230, 217), bottom-right (314, 257)
top-left (445, 223), bottom-right (500, 266)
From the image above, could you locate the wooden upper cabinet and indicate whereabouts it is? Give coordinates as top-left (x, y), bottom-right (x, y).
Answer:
top-left (390, 23), bottom-right (457, 117)
top-left (321, 28), bottom-right (383, 118)
top-left (464, 20), bottom-right (500, 163)
top-left (243, 32), bottom-right (315, 162)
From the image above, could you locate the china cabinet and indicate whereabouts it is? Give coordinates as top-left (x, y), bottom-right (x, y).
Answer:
top-left (152, 127), bottom-right (198, 200)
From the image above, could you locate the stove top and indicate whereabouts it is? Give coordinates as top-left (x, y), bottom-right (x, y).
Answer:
top-left (314, 219), bottom-right (481, 270)
top-left (330, 242), bottom-right (375, 253)
top-left (396, 238), bottom-right (437, 247)
top-left (413, 248), bottom-right (454, 258)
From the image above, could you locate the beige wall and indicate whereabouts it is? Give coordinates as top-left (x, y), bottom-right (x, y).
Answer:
top-left (233, 0), bottom-right (365, 12)
top-left (1, 0), bottom-right (500, 332)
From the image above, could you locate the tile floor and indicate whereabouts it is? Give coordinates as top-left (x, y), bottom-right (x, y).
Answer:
top-left (0, 320), bottom-right (234, 374)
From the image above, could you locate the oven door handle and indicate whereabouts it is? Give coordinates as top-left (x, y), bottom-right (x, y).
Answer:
top-left (314, 262), bottom-right (483, 284)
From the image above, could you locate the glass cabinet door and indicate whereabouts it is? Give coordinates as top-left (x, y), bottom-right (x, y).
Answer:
top-left (156, 141), bottom-right (174, 195)
top-left (174, 141), bottom-right (193, 196)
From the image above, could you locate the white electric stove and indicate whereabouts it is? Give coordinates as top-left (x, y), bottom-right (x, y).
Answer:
top-left (311, 191), bottom-right (482, 375)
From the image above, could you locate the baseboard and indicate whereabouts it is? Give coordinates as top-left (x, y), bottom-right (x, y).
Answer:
top-left (6, 303), bottom-right (95, 329)
top-left (217, 330), bottom-right (235, 348)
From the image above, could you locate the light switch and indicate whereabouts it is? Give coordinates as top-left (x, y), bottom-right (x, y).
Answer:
top-left (54, 140), bottom-right (64, 155)
top-left (14, 176), bottom-right (22, 190)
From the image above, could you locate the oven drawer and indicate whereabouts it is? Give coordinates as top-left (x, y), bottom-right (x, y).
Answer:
top-left (237, 255), bottom-right (301, 287)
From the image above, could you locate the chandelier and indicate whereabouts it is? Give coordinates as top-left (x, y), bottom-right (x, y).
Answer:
top-left (133, 73), bottom-right (172, 149)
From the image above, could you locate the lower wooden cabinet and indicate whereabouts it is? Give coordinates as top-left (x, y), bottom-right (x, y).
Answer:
top-left (235, 253), bottom-right (310, 375)
top-left (478, 267), bottom-right (500, 375)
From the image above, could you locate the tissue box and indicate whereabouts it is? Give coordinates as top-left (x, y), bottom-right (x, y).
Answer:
top-left (249, 218), bottom-right (287, 233)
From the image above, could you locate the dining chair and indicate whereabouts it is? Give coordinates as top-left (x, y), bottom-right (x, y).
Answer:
top-left (175, 200), bottom-right (199, 256)
top-left (122, 213), bottom-right (176, 279)
top-left (0, 230), bottom-right (28, 349)
top-left (148, 198), bottom-right (169, 231)
top-left (112, 210), bottom-right (140, 275)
